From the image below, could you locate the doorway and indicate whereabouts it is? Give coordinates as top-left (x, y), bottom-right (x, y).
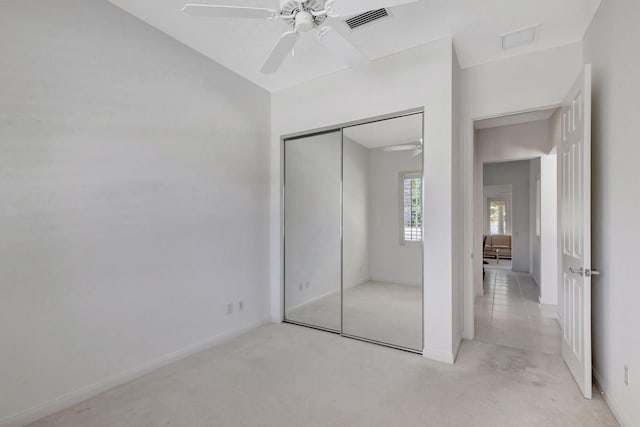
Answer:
top-left (483, 184), bottom-right (513, 271)
top-left (472, 111), bottom-right (560, 354)
top-left (465, 66), bottom-right (594, 398)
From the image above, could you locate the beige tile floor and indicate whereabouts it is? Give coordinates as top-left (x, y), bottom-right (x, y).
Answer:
top-left (476, 268), bottom-right (561, 354)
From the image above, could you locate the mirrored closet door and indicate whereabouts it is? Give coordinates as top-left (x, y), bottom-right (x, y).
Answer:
top-left (342, 114), bottom-right (423, 351)
top-left (283, 112), bottom-right (424, 352)
top-left (284, 131), bottom-right (342, 332)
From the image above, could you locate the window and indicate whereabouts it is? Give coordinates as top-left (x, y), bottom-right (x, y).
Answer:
top-left (536, 176), bottom-right (541, 238)
top-left (488, 199), bottom-right (508, 235)
top-left (484, 185), bottom-right (512, 236)
top-left (402, 172), bottom-right (422, 243)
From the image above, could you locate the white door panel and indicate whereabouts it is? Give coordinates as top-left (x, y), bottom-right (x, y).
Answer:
top-left (559, 65), bottom-right (592, 399)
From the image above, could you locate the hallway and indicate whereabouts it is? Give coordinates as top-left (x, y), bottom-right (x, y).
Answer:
top-left (475, 268), bottom-right (561, 354)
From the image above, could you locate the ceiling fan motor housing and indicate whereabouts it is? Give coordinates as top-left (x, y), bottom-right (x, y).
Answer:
top-left (280, 0), bottom-right (327, 30)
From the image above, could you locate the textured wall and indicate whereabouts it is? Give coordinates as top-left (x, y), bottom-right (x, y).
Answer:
top-left (0, 0), bottom-right (270, 423)
top-left (584, 0), bottom-right (640, 424)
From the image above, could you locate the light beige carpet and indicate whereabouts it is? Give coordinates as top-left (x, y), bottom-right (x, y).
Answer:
top-left (30, 323), bottom-right (618, 427)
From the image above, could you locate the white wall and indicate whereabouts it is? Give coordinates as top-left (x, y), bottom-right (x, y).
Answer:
top-left (539, 153), bottom-right (558, 306)
top-left (482, 160), bottom-right (531, 273)
top-left (475, 119), bottom-right (554, 161)
top-left (530, 157), bottom-right (542, 286)
top-left (451, 49), bottom-right (464, 354)
top-left (584, 1), bottom-right (640, 424)
top-left (284, 133), bottom-right (342, 314)
top-left (461, 43), bottom-right (584, 338)
top-left (528, 152), bottom-right (558, 307)
top-left (368, 148), bottom-right (422, 286)
top-left (462, 43), bottom-right (584, 121)
top-left (343, 137), bottom-right (371, 289)
top-left (0, 0), bottom-right (271, 424)
top-left (271, 38), bottom-right (458, 362)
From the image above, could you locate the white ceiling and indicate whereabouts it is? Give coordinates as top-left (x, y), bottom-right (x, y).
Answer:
top-left (474, 107), bottom-right (557, 130)
top-left (107, 0), bottom-right (601, 92)
top-left (344, 114), bottom-right (422, 148)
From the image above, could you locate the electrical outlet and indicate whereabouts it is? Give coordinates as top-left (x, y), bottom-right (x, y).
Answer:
top-left (305, 281), bottom-right (310, 289)
top-left (238, 301), bottom-right (244, 311)
top-left (299, 283), bottom-right (303, 291)
top-left (227, 303), bottom-right (233, 315)
top-left (624, 365), bottom-right (630, 386)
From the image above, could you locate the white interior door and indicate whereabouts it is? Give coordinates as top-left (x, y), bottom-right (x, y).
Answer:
top-left (559, 65), bottom-right (593, 399)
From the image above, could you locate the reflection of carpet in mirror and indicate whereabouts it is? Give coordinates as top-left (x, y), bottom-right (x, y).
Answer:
top-left (287, 291), bottom-right (342, 332)
top-left (287, 281), bottom-right (422, 351)
top-left (343, 281), bottom-right (422, 351)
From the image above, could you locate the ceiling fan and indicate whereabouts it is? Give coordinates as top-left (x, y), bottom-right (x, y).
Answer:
top-left (384, 138), bottom-right (423, 157)
top-left (182, 0), bottom-right (418, 74)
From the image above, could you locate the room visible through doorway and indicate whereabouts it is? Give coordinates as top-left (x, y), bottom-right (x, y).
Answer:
top-left (472, 109), bottom-right (560, 356)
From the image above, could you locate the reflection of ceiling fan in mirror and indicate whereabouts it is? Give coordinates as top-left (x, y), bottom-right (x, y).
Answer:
top-left (182, 0), bottom-right (417, 73)
top-left (384, 138), bottom-right (423, 157)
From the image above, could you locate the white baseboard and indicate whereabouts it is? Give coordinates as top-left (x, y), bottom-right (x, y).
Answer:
top-left (368, 278), bottom-right (422, 288)
top-left (537, 300), bottom-right (558, 310)
top-left (531, 275), bottom-right (539, 288)
top-left (593, 368), bottom-right (632, 427)
top-left (0, 319), bottom-right (269, 427)
top-left (422, 346), bottom-right (456, 364)
top-left (452, 337), bottom-right (462, 363)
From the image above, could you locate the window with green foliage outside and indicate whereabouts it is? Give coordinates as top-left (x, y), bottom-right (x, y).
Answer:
top-left (402, 173), bottom-right (422, 243)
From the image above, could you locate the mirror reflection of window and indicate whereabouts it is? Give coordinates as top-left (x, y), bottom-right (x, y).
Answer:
top-left (402, 172), bottom-right (422, 243)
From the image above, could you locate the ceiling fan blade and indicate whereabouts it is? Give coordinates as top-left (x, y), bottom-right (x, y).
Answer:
top-left (182, 4), bottom-right (278, 19)
top-left (331, 0), bottom-right (417, 17)
top-left (260, 31), bottom-right (300, 74)
top-left (317, 27), bottom-right (368, 69)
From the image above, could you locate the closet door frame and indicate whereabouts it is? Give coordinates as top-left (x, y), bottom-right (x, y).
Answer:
top-left (281, 107), bottom-right (425, 353)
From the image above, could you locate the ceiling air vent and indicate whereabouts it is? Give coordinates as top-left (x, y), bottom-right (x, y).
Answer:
top-left (345, 8), bottom-right (389, 30)
top-left (501, 25), bottom-right (540, 50)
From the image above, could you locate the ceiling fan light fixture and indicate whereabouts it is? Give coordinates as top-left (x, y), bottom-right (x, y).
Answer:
top-left (294, 11), bottom-right (315, 32)
top-left (182, 0), bottom-right (416, 73)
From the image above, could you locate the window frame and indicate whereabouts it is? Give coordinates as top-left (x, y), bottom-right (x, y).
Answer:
top-left (486, 197), bottom-right (512, 236)
top-left (400, 171), bottom-right (423, 246)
